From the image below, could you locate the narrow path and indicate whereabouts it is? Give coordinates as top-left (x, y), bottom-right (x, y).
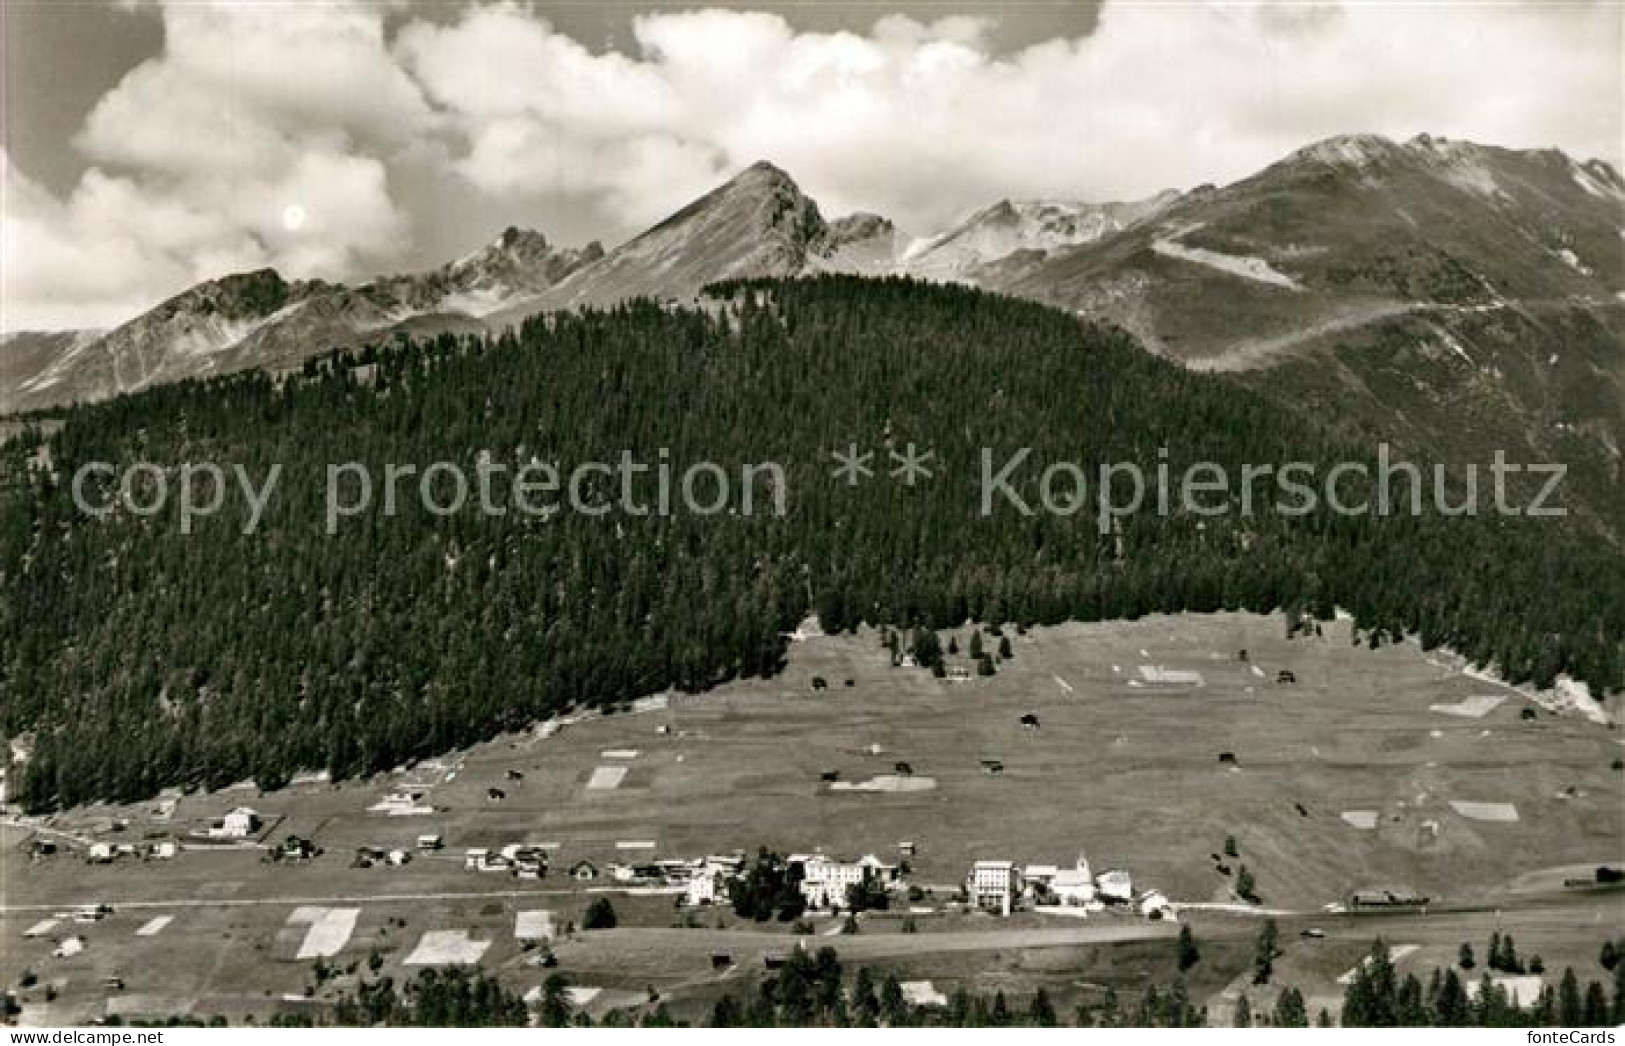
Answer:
top-left (1, 818), bottom-right (99, 849)
top-left (0, 887), bottom-right (584, 915)
top-left (1207, 967), bottom-right (1260, 1028)
top-left (1185, 297), bottom-right (1623, 373)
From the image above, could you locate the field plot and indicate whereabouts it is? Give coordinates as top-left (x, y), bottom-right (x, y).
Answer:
top-left (134, 916), bottom-right (173, 937)
top-left (900, 980), bottom-right (948, 1006)
top-left (1336, 943), bottom-right (1420, 983)
top-left (1468, 974), bottom-right (1544, 1005)
top-left (1448, 801), bottom-right (1519, 822)
top-left (829, 775), bottom-right (937, 793)
top-left (404, 929), bottom-right (490, 966)
top-left (1430, 696), bottom-right (1505, 718)
top-left (291, 907), bottom-right (360, 959)
top-left (585, 766), bottom-right (629, 791)
top-left (1138, 666), bottom-right (1205, 686)
top-left (514, 910), bottom-right (554, 940)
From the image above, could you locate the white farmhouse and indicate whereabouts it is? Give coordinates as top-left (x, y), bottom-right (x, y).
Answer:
top-left (798, 855), bottom-right (871, 909)
top-left (208, 806), bottom-right (261, 839)
top-left (796, 854), bottom-right (896, 909)
top-left (1138, 889), bottom-right (1173, 919)
top-left (1096, 868), bottom-right (1134, 903)
top-left (856, 853), bottom-right (899, 881)
top-left (686, 870), bottom-right (724, 906)
top-left (685, 854), bottom-right (744, 906)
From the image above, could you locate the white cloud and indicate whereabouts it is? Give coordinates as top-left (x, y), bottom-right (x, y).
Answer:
top-left (6, 0), bottom-right (426, 330)
top-left (6, 0), bottom-right (1620, 331)
top-left (401, 1), bottom-right (1622, 235)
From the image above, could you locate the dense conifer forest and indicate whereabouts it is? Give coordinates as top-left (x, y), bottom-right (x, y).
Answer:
top-left (2, 276), bottom-right (1621, 808)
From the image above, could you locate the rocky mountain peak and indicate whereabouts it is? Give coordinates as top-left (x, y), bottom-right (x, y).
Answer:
top-left (1284, 133), bottom-right (1406, 171)
top-left (490, 225), bottom-right (550, 253)
top-left (823, 212), bottom-right (896, 247)
top-left (155, 268), bottom-right (298, 323)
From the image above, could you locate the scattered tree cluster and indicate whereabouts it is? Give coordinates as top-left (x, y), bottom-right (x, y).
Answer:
top-left (1341, 938), bottom-right (1623, 1027)
top-left (727, 849), bottom-right (806, 922)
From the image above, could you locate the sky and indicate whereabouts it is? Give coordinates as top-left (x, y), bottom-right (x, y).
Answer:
top-left (2, 0), bottom-right (1621, 331)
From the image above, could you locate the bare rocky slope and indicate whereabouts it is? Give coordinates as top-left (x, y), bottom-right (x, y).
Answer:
top-left (973, 134), bottom-right (1625, 527)
top-left (3, 229), bottom-right (598, 413)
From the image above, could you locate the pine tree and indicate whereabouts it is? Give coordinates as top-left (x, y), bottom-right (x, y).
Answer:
top-left (880, 974), bottom-right (906, 1027)
top-left (1252, 918), bottom-right (1279, 985)
top-left (582, 898), bottom-right (617, 930)
top-left (1499, 932), bottom-right (1521, 973)
top-left (1177, 924), bottom-right (1201, 971)
top-left (1029, 988), bottom-right (1057, 1027)
top-left (1559, 968), bottom-right (1583, 1027)
top-left (1436, 969), bottom-right (1469, 1026)
top-left (709, 994), bottom-right (743, 1027)
top-left (1236, 864), bottom-right (1259, 903)
top-left (1097, 986), bottom-right (1120, 1029)
top-left (1273, 986), bottom-right (1308, 1027)
top-left (1582, 981), bottom-right (1608, 1026)
top-left (851, 967), bottom-right (878, 1026)
top-left (537, 974), bottom-right (574, 1027)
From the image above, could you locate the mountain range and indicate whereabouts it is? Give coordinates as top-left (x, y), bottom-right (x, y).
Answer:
top-left (0, 160), bottom-right (1192, 410)
top-left (4, 132), bottom-right (1622, 525)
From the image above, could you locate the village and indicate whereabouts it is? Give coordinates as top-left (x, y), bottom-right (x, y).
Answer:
top-left (46, 801), bottom-right (1173, 923)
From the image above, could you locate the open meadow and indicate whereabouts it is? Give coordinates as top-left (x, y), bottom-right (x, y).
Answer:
top-left (3, 612), bottom-right (1620, 1024)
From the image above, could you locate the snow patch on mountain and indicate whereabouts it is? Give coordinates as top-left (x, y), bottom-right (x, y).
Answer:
top-left (438, 287), bottom-right (527, 318)
top-left (1569, 157), bottom-right (1625, 201)
top-left (1151, 228), bottom-right (1303, 291)
top-left (1555, 248), bottom-right (1592, 276)
top-left (13, 330), bottom-right (109, 392)
top-left (1410, 136), bottom-right (1502, 198)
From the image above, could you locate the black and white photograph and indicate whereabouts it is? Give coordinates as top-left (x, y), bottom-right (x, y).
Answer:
top-left (0, 0), bottom-right (1622, 1034)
